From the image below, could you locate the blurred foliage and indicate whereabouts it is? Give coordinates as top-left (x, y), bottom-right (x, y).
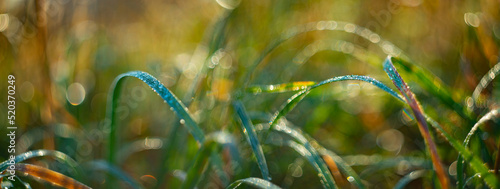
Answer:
top-left (1, 0), bottom-right (500, 188)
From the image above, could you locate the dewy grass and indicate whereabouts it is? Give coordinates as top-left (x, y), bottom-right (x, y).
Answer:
top-left (14, 163), bottom-right (91, 189)
top-left (383, 56), bottom-right (450, 189)
top-left (233, 101), bottom-right (271, 181)
top-left (227, 177), bottom-right (281, 189)
top-left (0, 150), bottom-right (84, 181)
top-left (106, 71), bottom-right (205, 165)
top-left (266, 75), bottom-right (402, 136)
top-left (458, 109), bottom-right (500, 188)
top-left (393, 170), bottom-right (428, 189)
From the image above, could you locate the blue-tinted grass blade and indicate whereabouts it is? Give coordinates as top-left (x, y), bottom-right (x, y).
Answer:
top-left (394, 170), bottom-right (428, 189)
top-left (227, 177), bottom-right (281, 189)
top-left (86, 160), bottom-right (143, 189)
top-left (106, 71), bottom-right (205, 165)
top-left (233, 101), bottom-right (271, 181)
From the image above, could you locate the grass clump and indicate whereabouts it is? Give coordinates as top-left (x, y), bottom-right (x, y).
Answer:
top-left (2, 1), bottom-right (500, 189)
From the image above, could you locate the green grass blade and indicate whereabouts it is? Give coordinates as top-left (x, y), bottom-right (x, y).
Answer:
top-left (106, 71), bottom-right (205, 165)
top-left (425, 114), bottom-right (500, 188)
top-left (86, 160), bottom-right (143, 189)
top-left (268, 75), bottom-right (402, 136)
top-left (394, 170), bottom-right (428, 189)
top-left (472, 62), bottom-right (500, 107)
top-left (233, 101), bottom-right (271, 180)
top-left (263, 122), bottom-right (338, 189)
top-left (383, 56), bottom-right (450, 189)
top-left (227, 177), bottom-right (281, 189)
top-left (458, 109), bottom-right (500, 189)
top-left (247, 81), bottom-right (316, 94)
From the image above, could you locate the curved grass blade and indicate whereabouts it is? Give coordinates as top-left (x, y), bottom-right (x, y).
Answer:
top-left (250, 66), bottom-right (498, 188)
top-left (247, 81), bottom-right (316, 94)
top-left (464, 173), bottom-right (481, 187)
top-left (390, 57), bottom-right (472, 121)
top-left (117, 137), bottom-right (164, 164)
top-left (359, 157), bottom-right (430, 177)
top-left (233, 101), bottom-right (271, 180)
top-left (383, 56), bottom-right (450, 189)
top-left (106, 71), bottom-right (205, 165)
top-left (262, 121), bottom-right (337, 189)
top-left (14, 163), bottom-right (91, 189)
top-left (267, 75), bottom-right (402, 136)
top-left (318, 149), bottom-right (365, 189)
top-left (457, 109), bottom-right (500, 188)
top-left (0, 150), bottom-right (83, 181)
top-left (86, 160), bottom-right (143, 189)
top-left (463, 109), bottom-right (499, 148)
top-left (227, 177), bottom-right (281, 189)
top-left (244, 20), bottom-right (407, 87)
top-left (424, 109), bottom-right (499, 188)
top-left (394, 170), bottom-right (428, 189)
top-left (472, 62), bottom-right (500, 107)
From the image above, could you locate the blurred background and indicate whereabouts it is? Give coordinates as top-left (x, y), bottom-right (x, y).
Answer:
top-left (1, 0), bottom-right (500, 188)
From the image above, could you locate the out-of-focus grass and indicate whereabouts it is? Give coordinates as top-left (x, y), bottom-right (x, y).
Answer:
top-left (2, 0), bottom-right (500, 188)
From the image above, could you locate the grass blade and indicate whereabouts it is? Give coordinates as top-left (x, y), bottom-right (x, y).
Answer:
top-left (86, 160), bottom-right (143, 189)
top-left (227, 177), bottom-right (281, 189)
top-left (458, 109), bottom-right (500, 188)
top-left (262, 121), bottom-right (338, 189)
top-left (0, 150), bottom-right (83, 180)
top-left (394, 170), bottom-right (428, 189)
top-left (106, 71), bottom-right (205, 165)
top-left (247, 81), bottom-right (316, 94)
top-left (383, 56), bottom-right (450, 189)
top-left (318, 149), bottom-right (365, 189)
top-left (390, 57), bottom-right (472, 121)
top-left (268, 75), bottom-right (402, 136)
top-left (472, 62), bottom-right (500, 107)
top-left (14, 163), bottom-right (91, 189)
top-left (233, 101), bottom-right (271, 180)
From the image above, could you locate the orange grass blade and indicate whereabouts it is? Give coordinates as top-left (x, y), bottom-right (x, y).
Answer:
top-left (383, 56), bottom-right (449, 189)
top-left (15, 163), bottom-right (91, 189)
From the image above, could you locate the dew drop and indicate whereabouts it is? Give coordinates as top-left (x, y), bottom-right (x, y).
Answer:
top-left (180, 119), bottom-right (185, 124)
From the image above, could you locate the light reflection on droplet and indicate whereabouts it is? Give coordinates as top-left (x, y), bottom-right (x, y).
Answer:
top-left (449, 161), bottom-right (457, 176)
top-left (464, 12), bottom-right (480, 27)
top-left (0, 14), bottom-right (9, 32)
top-left (344, 23), bottom-right (356, 33)
top-left (216, 0), bottom-right (241, 9)
top-left (66, 83), bottom-right (86, 106)
top-left (377, 129), bottom-right (404, 152)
